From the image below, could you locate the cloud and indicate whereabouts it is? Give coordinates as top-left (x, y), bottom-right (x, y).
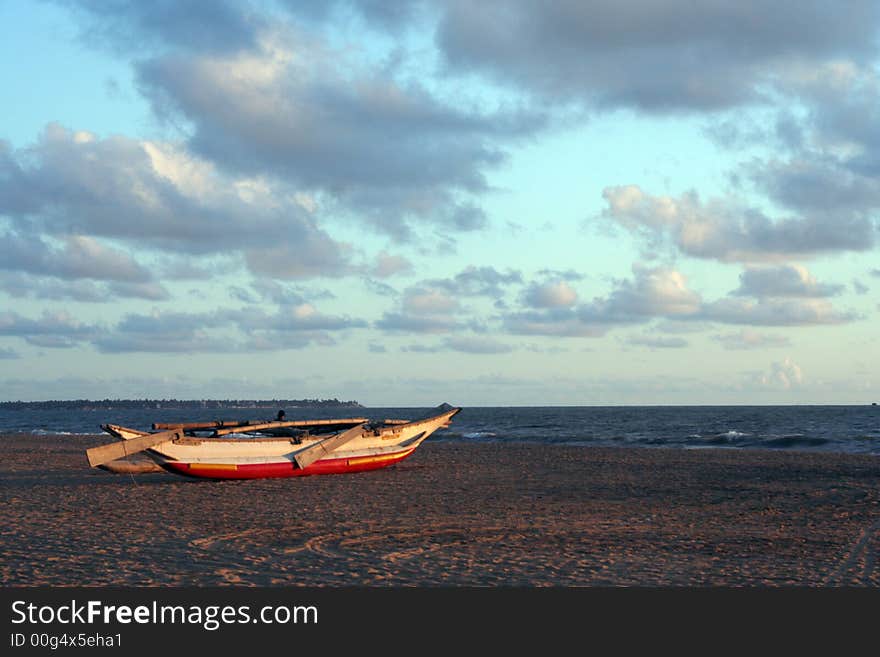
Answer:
top-left (624, 335), bottom-right (688, 349)
top-left (372, 252), bottom-right (414, 278)
top-left (595, 267), bottom-right (702, 318)
top-left (712, 330), bottom-right (792, 350)
top-left (401, 336), bottom-right (514, 354)
top-left (0, 230), bottom-right (171, 300)
top-left (375, 312), bottom-right (460, 334)
top-left (0, 347), bottom-right (20, 359)
top-left (759, 357), bottom-right (804, 389)
top-left (56, 0), bottom-right (263, 54)
top-left (106, 282), bottom-right (170, 301)
top-left (505, 266), bottom-right (698, 336)
top-left (0, 311), bottom-right (101, 348)
top-left (733, 264), bottom-right (843, 298)
top-left (363, 278), bottom-right (399, 297)
top-left (733, 65), bottom-right (880, 230)
top-left (0, 125), bottom-right (351, 281)
top-left (401, 288), bottom-right (459, 315)
top-left (433, 1), bottom-right (880, 113)
top-left (444, 336), bottom-right (513, 354)
top-left (85, 303), bottom-right (366, 353)
top-left (503, 308), bottom-right (609, 338)
top-left (0, 233), bottom-right (153, 282)
top-left (503, 264), bottom-right (859, 337)
top-left (750, 156), bottom-right (880, 217)
top-left (243, 241), bottom-right (352, 280)
top-left (278, 0), bottom-right (425, 31)
top-left (135, 30), bottom-right (541, 237)
top-left (535, 268), bottom-right (585, 281)
top-left (601, 185), bottom-right (875, 262)
top-left (701, 297), bottom-right (857, 326)
top-left (0, 274), bottom-right (95, 302)
top-left (93, 310), bottom-right (229, 353)
top-left (71, 1), bottom-right (880, 118)
top-left (425, 266), bottom-right (523, 298)
top-left (521, 280), bottom-right (578, 308)
top-left (234, 304), bottom-right (367, 332)
top-left (401, 343), bottom-right (443, 353)
top-left (373, 268), bottom-right (518, 335)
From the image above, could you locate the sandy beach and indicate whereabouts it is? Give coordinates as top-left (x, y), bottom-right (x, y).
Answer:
top-left (1, 432), bottom-right (878, 587)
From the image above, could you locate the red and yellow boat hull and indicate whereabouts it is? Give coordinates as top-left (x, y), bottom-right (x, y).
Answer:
top-left (158, 445), bottom-right (418, 480)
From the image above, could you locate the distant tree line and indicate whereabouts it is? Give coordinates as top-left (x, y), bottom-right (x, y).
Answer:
top-left (0, 398), bottom-right (364, 410)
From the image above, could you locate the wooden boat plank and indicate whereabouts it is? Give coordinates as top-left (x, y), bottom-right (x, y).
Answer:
top-left (293, 423), bottom-right (367, 469)
top-left (212, 418), bottom-right (369, 436)
top-left (87, 428), bottom-right (181, 467)
top-left (153, 417), bottom-right (370, 432)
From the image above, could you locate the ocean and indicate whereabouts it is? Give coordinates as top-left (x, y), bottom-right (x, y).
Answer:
top-left (1, 404), bottom-right (878, 455)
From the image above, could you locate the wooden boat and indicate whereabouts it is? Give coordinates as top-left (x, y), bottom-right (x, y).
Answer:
top-left (86, 407), bottom-right (460, 480)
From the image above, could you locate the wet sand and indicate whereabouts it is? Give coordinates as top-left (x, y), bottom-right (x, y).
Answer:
top-left (1, 433), bottom-right (879, 586)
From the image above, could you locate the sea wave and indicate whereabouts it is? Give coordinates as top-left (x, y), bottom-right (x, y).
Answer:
top-left (462, 431), bottom-right (498, 440)
top-left (717, 430), bottom-right (750, 439)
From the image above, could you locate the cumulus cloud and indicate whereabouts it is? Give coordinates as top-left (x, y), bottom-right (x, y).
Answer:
top-left (712, 330), bottom-right (792, 350)
top-left (503, 264), bottom-right (858, 337)
top-left (733, 64), bottom-right (880, 232)
top-left (595, 267), bottom-right (701, 318)
top-left (503, 308), bottom-right (609, 338)
top-left (374, 266), bottom-right (523, 335)
top-left (93, 310), bottom-right (229, 353)
top-left (0, 124), bottom-right (350, 281)
top-left (521, 280), bottom-right (578, 308)
top-left (733, 265), bottom-right (843, 298)
top-left (0, 301), bottom-right (367, 355)
top-left (759, 357), bottom-right (804, 389)
top-left (601, 185), bottom-right (875, 262)
top-left (433, 1), bottom-right (880, 113)
top-left (0, 233), bottom-right (153, 282)
top-left (234, 303), bottom-right (366, 333)
top-left (425, 266), bottom-right (523, 298)
top-left (0, 272), bottom-right (170, 303)
top-left (505, 266), bottom-right (700, 336)
top-left (372, 252), bottom-right (414, 278)
top-left (136, 30), bottom-right (540, 237)
top-left (90, 303), bottom-right (366, 353)
top-left (750, 156), bottom-right (880, 217)
top-left (701, 297), bottom-right (856, 326)
top-left (0, 311), bottom-right (101, 348)
top-left (401, 288), bottom-right (459, 315)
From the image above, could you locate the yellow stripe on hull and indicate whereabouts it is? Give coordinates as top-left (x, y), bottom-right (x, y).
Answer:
top-left (347, 448), bottom-right (414, 467)
top-left (188, 463), bottom-right (239, 472)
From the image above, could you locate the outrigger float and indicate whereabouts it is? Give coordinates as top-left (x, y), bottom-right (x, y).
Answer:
top-left (86, 407), bottom-right (460, 480)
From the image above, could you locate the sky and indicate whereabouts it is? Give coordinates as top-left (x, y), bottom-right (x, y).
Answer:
top-left (0, 0), bottom-right (878, 406)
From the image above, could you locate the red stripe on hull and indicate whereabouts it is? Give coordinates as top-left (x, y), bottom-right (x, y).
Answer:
top-left (158, 448), bottom-right (416, 480)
